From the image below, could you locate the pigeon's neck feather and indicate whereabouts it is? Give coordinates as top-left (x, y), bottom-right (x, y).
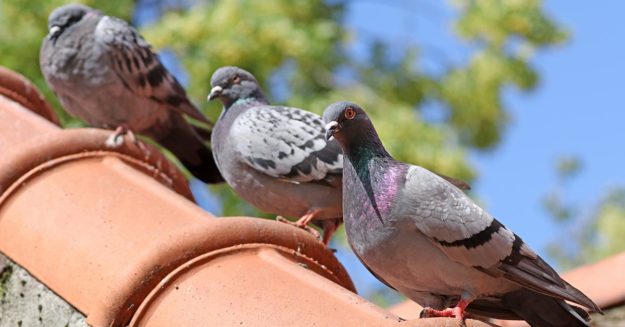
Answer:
top-left (233, 96), bottom-right (267, 108)
top-left (341, 121), bottom-right (390, 163)
top-left (344, 142), bottom-right (390, 173)
top-left (224, 88), bottom-right (269, 111)
top-left (343, 154), bottom-right (407, 229)
top-left (220, 97), bottom-right (267, 120)
top-left (341, 125), bottom-right (398, 223)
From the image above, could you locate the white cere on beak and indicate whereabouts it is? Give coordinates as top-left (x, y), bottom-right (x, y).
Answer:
top-left (207, 85), bottom-right (223, 101)
top-left (325, 121), bottom-right (338, 141)
top-left (49, 25), bottom-right (61, 36)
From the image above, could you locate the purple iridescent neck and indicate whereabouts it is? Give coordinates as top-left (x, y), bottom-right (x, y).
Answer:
top-left (343, 151), bottom-right (406, 226)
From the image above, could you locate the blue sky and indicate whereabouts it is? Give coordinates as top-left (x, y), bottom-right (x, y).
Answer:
top-left (471, 0), bottom-right (625, 254)
top-left (137, 0), bottom-right (625, 302)
top-left (471, 0), bottom-right (625, 251)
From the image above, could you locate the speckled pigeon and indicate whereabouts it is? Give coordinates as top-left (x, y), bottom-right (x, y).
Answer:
top-left (40, 3), bottom-right (223, 183)
top-left (323, 101), bottom-right (602, 326)
top-left (207, 66), bottom-right (343, 244)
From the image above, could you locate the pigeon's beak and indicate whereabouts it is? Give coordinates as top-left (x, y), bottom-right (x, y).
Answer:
top-left (325, 121), bottom-right (340, 141)
top-left (207, 86), bottom-right (223, 101)
top-left (49, 26), bottom-right (62, 41)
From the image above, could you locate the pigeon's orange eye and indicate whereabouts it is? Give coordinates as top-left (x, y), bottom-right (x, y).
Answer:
top-left (233, 76), bottom-right (241, 84)
top-left (344, 107), bottom-right (356, 120)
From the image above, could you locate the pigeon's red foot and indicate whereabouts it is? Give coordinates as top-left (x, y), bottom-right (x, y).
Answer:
top-left (276, 211), bottom-right (322, 242)
top-left (420, 298), bottom-right (469, 323)
top-left (420, 306), bottom-right (464, 319)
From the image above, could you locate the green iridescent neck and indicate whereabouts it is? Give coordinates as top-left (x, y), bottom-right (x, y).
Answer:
top-left (233, 97), bottom-right (257, 106)
top-left (224, 93), bottom-right (269, 111)
top-left (346, 143), bottom-right (388, 173)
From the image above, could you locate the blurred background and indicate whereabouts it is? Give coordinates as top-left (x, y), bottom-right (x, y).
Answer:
top-left (1, 0), bottom-right (623, 307)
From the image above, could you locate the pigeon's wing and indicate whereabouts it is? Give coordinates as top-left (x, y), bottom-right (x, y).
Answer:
top-left (401, 165), bottom-right (600, 312)
top-left (94, 16), bottom-right (209, 124)
top-left (230, 105), bottom-right (343, 183)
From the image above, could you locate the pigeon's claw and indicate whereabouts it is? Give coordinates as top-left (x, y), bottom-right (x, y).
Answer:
top-left (277, 211), bottom-right (323, 242)
top-left (105, 125), bottom-right (132, 148)
top-left (295, 208), bottom-right (322, 228)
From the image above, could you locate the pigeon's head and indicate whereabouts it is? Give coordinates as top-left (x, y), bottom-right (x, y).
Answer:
top-left (207, 66), bottom-right (265, 107)
top-left (47, 4), bottom-right (97, 43)
top-left (323, 101), bottom-right (372, 143)
top-left (323, 101), bottom-right (388, 156)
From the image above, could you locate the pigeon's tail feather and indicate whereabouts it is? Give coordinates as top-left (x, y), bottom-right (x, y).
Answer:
top-left (502, 288), bottom-right (591, 327)
top-left (158, 114), bottom-right (224, 184)
top-left (500, 254), bottom-right (602, 313)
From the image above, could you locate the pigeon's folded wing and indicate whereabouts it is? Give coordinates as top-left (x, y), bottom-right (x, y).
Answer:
top-left (231, 105), bottom-right (343, 183)
top-left (401, 165), bottom-right (600, 312)
top-left (94, 16), bottom-right (209, 124)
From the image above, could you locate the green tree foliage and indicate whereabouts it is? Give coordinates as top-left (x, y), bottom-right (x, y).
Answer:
top-left (142, 0), bottom-right (566, 216)
top-left (544, 157), bottom-right (625, 269)
top-left (0, 0), bottom-right (566, 218)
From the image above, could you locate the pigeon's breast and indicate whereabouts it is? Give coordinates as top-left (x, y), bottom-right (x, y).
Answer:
top-left (211, 107), bottom-right (342, 219)
top-left (42, 20), bottom-right (109, 85)
top-left (344, 160), bottom-right (515, 306)
top-left (342, 159), bottom-right (406, 254)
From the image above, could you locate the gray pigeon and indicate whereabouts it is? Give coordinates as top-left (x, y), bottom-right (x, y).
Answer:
top-left (207, 66), bottom-right (343, 244)
top-left (40, 3), bottom-right (223, 183)
top-left (323, 101), bottom-right (601, 326)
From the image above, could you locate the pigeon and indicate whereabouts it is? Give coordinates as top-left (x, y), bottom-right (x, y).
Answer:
top-left (323, 101), bottom-right (602, 326)
top-left (40, 3), bottom-right (223, 184)
top-left (207, 66), bottom-right (344, 244)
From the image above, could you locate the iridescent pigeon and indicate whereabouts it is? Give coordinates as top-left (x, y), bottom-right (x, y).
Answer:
top-left (323, 101), bottom-right (601, 326)
top-left (40, 3), bottom-right (223, 183)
